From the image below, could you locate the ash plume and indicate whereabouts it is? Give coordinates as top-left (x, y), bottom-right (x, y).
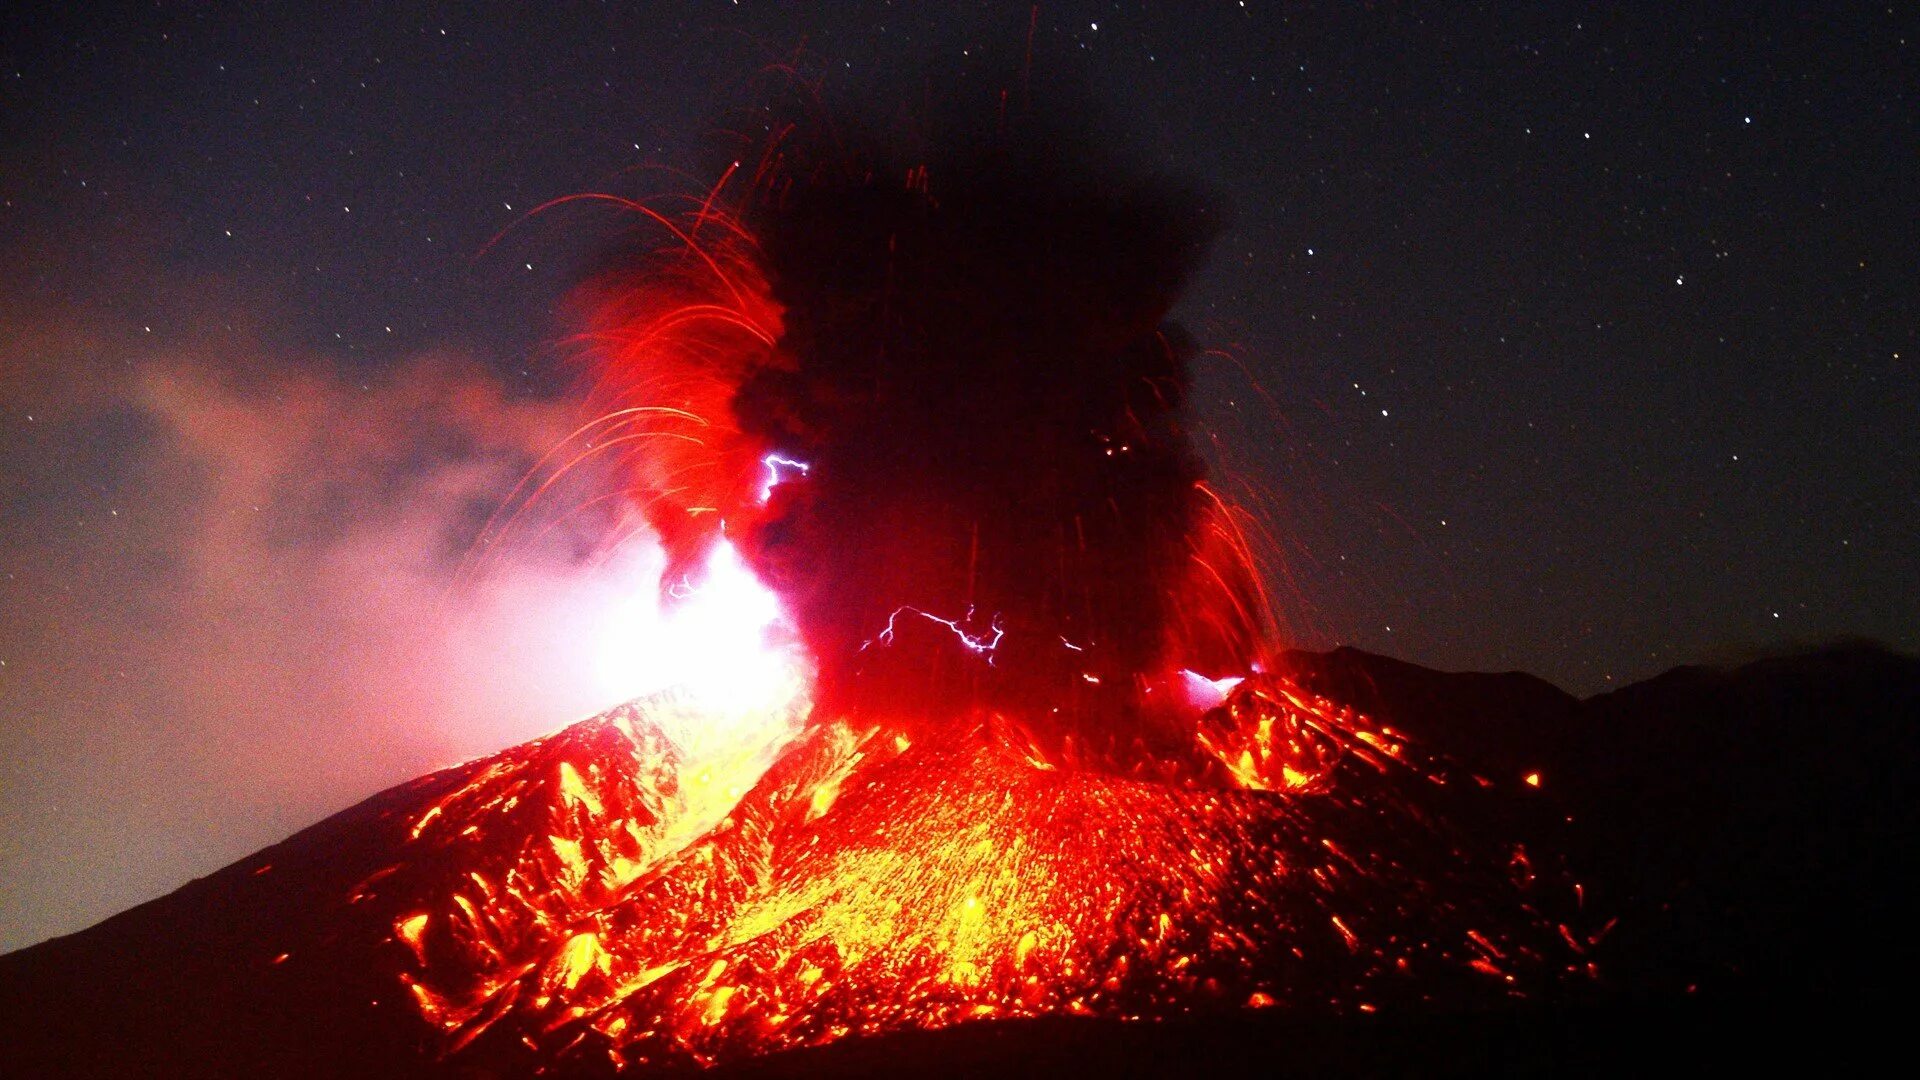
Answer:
top-left (749, 124), bottom-right (1243, 729)
top-left (589, 106), bottom-right (1270, 748)
top-left (0, 267), bottom-right (670, 950)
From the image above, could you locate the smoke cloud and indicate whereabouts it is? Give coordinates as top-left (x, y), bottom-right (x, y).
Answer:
top-left (0, 281), bottom-right (661, 952)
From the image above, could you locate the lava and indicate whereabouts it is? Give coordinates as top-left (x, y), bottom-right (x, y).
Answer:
top-left (376, 674), bottom-right (1581, 1072)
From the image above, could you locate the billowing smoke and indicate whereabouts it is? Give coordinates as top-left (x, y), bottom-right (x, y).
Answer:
top-left (0, 276), bottom-right (680, 951)
top-left (584, 110), bottom-right (1270, 753)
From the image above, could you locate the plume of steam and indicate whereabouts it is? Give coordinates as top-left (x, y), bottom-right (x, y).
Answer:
top-left (0, 293), bottom-right (667, 950)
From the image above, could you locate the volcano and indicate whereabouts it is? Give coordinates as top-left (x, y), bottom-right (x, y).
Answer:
top-left (9, 99), bottom-right (1915, 1076)
top-left (6, 643), bottom-right (1915, 1077)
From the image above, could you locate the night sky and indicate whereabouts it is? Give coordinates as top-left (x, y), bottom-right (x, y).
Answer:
top-left (2, 3), bottom-right (1913, 950)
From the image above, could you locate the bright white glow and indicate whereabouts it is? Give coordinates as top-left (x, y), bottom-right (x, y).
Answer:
top-left (1178, 669), bottom-right (1246, 711)
top-left (593, 539), bottom-right (806, 732)
top-left (585, 537), bottom-right (811, 854)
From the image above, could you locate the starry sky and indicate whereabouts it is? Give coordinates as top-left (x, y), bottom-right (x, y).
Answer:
top-left (1, 3), bottom-right (1914, 949)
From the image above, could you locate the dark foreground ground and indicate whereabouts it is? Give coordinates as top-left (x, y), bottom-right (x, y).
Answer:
top-left (5, 643), bottom-right (1916, 1077)
top-left (703, 994), bottom-right (1891, 1077)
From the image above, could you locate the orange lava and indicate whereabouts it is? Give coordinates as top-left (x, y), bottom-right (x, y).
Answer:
top-left (369, 673), bottom-right (1576, 1072)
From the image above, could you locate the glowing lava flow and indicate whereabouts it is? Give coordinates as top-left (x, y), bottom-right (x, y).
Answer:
top-left (369, 667), bottom-right (1588, 1073)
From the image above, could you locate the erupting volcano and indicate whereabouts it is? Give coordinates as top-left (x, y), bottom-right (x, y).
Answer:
top-left (362, 117), bottom-right (1593, 1071)
top-left (8, 106), bottom-right (1917, 1080)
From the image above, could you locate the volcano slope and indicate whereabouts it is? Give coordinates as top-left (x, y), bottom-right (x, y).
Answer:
top-left (4, 644), bottom-right (1916, 1077)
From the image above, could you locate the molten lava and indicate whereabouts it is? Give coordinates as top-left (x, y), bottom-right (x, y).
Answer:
top-left (377, 670), bottom-right (1581, 1073)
